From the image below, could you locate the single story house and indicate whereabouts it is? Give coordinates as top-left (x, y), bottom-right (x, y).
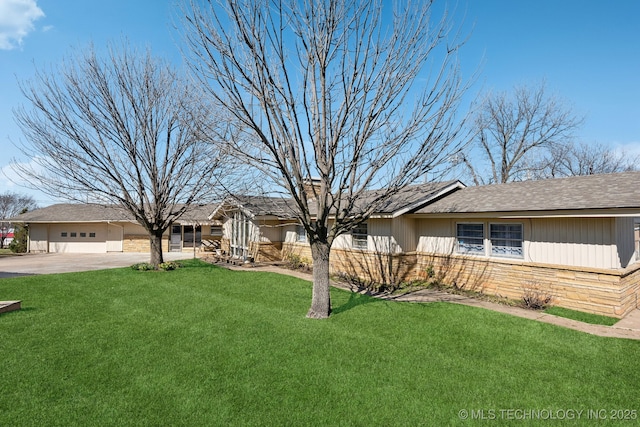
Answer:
top-left (210, 172), bottom-right (640, 318)
top-left (10, 203), bottom-right (221, 254)
top-left (11, 171), bottom-right (640, 317)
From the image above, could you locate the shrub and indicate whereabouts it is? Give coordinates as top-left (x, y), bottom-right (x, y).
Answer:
top-left (9, 224), bottom-right (28, 253)
top-left (285, 253), bottom-right (311, 271)
top-left (158, 261), bottom-right (181, 271)
top-left (131, 262), bottom-right (155, 271)
top-left (521, 282), bottom-right (553, 310)
top-left (130, 261), bottom-right (183, 271)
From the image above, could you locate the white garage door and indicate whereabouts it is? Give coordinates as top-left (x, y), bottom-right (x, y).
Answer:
top-left (48, 223), bottom-right (108, 253)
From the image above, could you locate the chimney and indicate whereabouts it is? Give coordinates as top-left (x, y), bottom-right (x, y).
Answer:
top-left (303, 177), bottom-right (322, 201)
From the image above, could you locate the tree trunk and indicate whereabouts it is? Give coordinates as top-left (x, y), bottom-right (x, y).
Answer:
top-left (149, 231), bottom-right (164, 267)
top-left (306, 240), bottom-right (331, 319)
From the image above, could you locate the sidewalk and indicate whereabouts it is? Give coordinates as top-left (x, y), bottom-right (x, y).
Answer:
top-left (222, 262), bottom-right (640, 340)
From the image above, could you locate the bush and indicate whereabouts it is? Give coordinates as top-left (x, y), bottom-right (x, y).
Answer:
top-left (284, 253), bottom-right (311, 271)
top-left (521, 282), bottom-right (553, 310)
top-left (158, 261), bottom-right (181, 271)
top-left (131, 262), bottom-right (155, 271)
top-left (131, 261), bottom-right (183, 271)
top-left (9, 224), bottom-right (28, 253)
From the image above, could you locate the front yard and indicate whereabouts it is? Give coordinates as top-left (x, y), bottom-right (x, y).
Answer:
top-left (1, 259), bottom-right (639, 426)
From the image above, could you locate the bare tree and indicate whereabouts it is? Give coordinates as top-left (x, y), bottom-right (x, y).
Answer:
top-left (183, 0), bottom-right (470, 318)
top-left (461, 82), bottom-right (583, 185)
top-left (0, 192), bottom-right (37, 248)
top-left (530, 141), bottom-right (639, 179)
top-left (12, 42), bottom-right (234, 266)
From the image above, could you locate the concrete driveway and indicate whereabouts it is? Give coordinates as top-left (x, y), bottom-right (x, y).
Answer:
top-left (0, 252), bottom-right (195, 279)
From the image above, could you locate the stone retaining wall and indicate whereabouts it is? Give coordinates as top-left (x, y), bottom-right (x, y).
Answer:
top-left (265, 242), bottom-right (640, 318)
top-left (415, 252), bottom-right (640, 318)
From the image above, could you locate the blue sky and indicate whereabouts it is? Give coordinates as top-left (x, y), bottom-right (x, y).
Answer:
top-left (1, 0), bottom-right (638, 205)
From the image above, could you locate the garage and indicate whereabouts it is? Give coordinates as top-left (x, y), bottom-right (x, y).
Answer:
top-left (47, 223), bottom-right (109, 253)
top-left (11, 203), bottom-right (218, 254)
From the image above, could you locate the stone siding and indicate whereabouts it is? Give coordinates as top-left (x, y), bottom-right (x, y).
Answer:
top-left (416, 252), bottom-right (640, 318)
top-left (123, 234), bottom-right (152, 252)
top-left (329, 248), bottom-right (417, 285)
top-left (270, 242), bottom-right (640, 318)
top-left (282, 242), bottom-right (313, 262)
top-left (250, 241), bottom-right (283, 262)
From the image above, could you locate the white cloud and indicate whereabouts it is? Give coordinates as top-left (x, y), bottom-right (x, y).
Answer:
top-left (0, 0), bottom-right (45, 50)
top-left (613, 141), bottom-right (640, 158)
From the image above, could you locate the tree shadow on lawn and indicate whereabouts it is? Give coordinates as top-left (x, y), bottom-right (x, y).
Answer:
top-left (332, 291), bottom-right (380, 315)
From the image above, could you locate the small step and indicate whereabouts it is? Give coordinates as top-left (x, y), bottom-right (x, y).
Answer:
top-left (0, 300), bottom-right (21, 314)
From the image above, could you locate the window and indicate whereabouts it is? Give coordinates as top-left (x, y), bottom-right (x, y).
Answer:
top-left (61, 232), bottom-right (68, 237)
top-left (70, 232), bottom-right (77, 237)
top-left (456, 223), bottom-right (484, 255)
top-left (296, 224), bottom-right (307, 243)
top-left (352, 222), bottom-right (368, 250)
top-left (80, 232), bottom-right (87, 238)
top-left (230, 212), bottom-right (251, 258)
top-left (210, 225), bottom-right (223, 237)
top-left (490, 223), bottom-right (523, 258)
top-left (89, 232), bottom-right (96, 238)
top-left (183, 225), bottom-right (202, 248)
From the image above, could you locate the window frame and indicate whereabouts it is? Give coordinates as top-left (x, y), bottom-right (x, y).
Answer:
top-left (230, 211), bottom-right (251, 258)
top-left (296, 224), bottom-right (307, 243)
top-left (489, 222), bottom-right (524, 259)
top-left (351, 222), bottom-right (368, 250)
top-left (456, 222), bottom-right (485, 255)
top-left (182, 225), bottom-right (202, 248)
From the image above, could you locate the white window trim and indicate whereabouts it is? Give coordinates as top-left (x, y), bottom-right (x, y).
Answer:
top-left (489, 222), bottom-right (524, 259)
top-left (456, 222), bottom-right (485, 255)
top-left (352, 222), bottom-right (368, 250)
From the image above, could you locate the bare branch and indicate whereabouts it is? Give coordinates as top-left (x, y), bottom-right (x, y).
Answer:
top-left (11, 40), bottom-right (239, 265)
top-left (182, 0), bottom-right (472, 317)
top-left (462, 81), bottom-right (583, 184)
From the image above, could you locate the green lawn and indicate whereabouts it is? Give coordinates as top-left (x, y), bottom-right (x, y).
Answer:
top-left (544, 306), bottom-right (620, 326)
top-left (1, 260), bottom-right (639, 426)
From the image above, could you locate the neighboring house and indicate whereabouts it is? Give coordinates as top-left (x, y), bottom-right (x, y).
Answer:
top-left (9, 203), bottom-right (221, 254)
top-left (1, 226), bottom-right (14, 247)
top-left (211, 172), bottom-right (640, 318)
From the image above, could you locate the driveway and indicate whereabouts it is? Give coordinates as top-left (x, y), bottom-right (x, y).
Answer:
top-left (0, 252), bottom-right (195, 279)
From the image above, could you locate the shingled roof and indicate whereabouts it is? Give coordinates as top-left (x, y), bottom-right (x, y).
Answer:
top-left (9, 204), bottom-right (133, 222)
top-left (415, 171), bottom-right (640, 215)
top-left (210, 195), bottom-right (299, 219)
top-left (354, 180), bottom-right (463, 216)
top-left (10, 203), bottom-right (218, 223)
top-left (210, 181), bottom-right (464, 220)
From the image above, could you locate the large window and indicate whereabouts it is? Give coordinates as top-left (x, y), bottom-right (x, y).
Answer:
top-left (490, 223), bottom-right (523, 258)
top-left (183, 225), bottom-right (202, 248)
top-left (456, 223), bottom-right (484, 255)
top-left (231, 212), bottom-right (251, 258)
top-left (352, 222), bottom-right (368, 250)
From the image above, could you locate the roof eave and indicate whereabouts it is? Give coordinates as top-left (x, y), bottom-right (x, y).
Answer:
top-left (411, 207), bottom-right (640, 219)
top-left (391, 181), bottom-right (466, 218)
